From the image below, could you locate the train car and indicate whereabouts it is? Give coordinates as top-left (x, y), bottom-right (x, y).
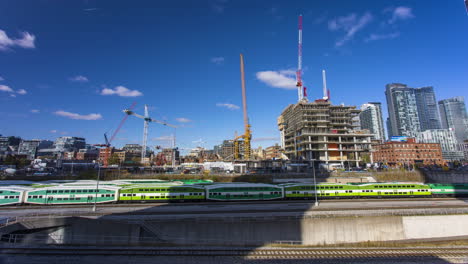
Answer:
top-left (24, 185), bottom-right (120, 205)
top-left (358, 182), bottom-right (431, 198)
top-left (119, 184), bottom-right (206, 202)
top-left (205, 183), bottom-right (283, 201)
top-left (283, 182), bottom-right (431, 199)
top-left (429, 183), bottom-right (468, 197)
top-left (282, 183), bottom-right (358, 199)
top-left (0, 187), bottom-right (28, 206)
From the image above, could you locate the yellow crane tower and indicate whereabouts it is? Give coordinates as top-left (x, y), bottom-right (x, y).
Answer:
top-left (234, 53), bottom-right (252, 160)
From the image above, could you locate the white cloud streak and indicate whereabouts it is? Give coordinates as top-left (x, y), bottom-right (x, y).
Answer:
top-left (328, 12), bottom-right (373, 47)
top-left (16, 89), bottom-right (27, 95)
top-left (211, 57), bottom-right (225, 64)
top-left (0, 30), bottom-right (36, 51)
top-left (252, 137), bottom-right (279, 142)
top-left (387, 6), bottom-right (414, 24)
top-left (176, 117), bottom-right (192, 123)
top-left (0, 85), bottom-right (27, 96)
top-left (101, 86), bottom-right (143, 97)
top-left (216, 103), bottom-right (240, 110)
top-left (69, 75), bottom-right (89, 82)
top-left (365, 32), bottom-right (400, 42)
top-left (256, 70), bottom-right (296, 90)
top-left (31, 109), bottom-right (40, 113)
top-left (0, 85), bottom-right (14, 93)
top-left (54, 110), bottom-right (102, 120)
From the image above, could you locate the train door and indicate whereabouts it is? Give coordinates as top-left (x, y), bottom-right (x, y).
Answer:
top-left (260, 193), bottom-right (264, 200)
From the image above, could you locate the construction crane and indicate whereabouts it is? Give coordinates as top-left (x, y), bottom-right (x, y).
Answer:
top-left (233, 53), bottom-right (252, 160)
top-left (296, 14), bottom-right (307, 102)
top-left (94, 102), bottom-right (136, 167)
top-left (123, 104), bottom-right (177, 164)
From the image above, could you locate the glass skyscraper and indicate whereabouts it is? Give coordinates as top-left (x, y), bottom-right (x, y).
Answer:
top-left (438, 96), bottom-right (468, 143)
top-left (359, 102), bottom-right (385, 141)
top-left (385, 83), bottom-right (421, 138)
top-left (414, 87), bottom-right (441, 130)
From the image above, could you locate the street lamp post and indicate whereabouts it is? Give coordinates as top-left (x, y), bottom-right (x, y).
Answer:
top-left (92, 162), bottom-right (101, 212)
top-left (312, 159), bottom-right (319, 207)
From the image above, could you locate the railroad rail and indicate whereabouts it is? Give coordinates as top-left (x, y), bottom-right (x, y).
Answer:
top-left (2, 246), bottom-right (468, 259)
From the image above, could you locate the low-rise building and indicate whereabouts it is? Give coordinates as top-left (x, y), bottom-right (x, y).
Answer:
top-left (264, 144), bottom-right (281, 160)
top-left (373, 138), bottom-right (443, 166)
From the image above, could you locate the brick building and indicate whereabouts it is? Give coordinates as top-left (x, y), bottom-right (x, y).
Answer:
top-left (373, 138), bottom-right (443, 165)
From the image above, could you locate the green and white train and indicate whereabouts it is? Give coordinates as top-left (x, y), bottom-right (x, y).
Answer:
top-left (0, 180), bottom-right (467, 206)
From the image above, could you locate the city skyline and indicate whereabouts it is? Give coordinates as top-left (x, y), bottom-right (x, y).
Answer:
top-left (1, 0), bottom-right (467, 150)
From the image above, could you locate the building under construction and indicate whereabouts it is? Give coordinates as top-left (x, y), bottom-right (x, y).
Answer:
top-left (277, 100), bottom-right (373, 168)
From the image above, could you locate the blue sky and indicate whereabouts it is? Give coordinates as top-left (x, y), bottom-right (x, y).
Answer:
top-left (1, 0), bottom-right (467, 152)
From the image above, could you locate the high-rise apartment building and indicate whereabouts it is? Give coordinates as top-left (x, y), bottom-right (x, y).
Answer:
top-left (416, 129), bottom-right (464, 162)
top-left (438, 96), bottom-right (468, 143)
top-left (359, 102), bottom-right (385, 141)
top-left (53, 137), bottom-right (86, 152)
top-left (278, 100), bottom-right (372, 168)
top-left (385, 83), bottom-right (421, 138)
top-left (414, 87), bottom-right (441, 130)
top-left (18, 139), bottom-right (41, 160)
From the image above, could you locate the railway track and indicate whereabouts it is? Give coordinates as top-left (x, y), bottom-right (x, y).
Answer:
top-left (2, 246), bottom-right (468, 259)
top-left (0, 197), bottom-right (463, 211)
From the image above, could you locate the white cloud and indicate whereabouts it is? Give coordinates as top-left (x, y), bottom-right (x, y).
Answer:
top-left (0, 30), bottom-right (36, 51)
top-left (152, 135), bottom-right (174, 141)
top-left (252, 137), bottom-right (279, 142)
top-left (328, 12), bottom-right (373, 47)
top-left (0, 85), bottom-right (14, 93)
top-left (100, 86), bottom-right (143, 97)
top-left (50, 130), bottom-right (57, 133)
top-left (365, 32), bottom-right (400, 42)
top-left (54, 110), bottom-right (103, 120)
top-left (69, 75), bottom-right (89, 82)
top-left (211, 57), bottom-right (225, 65)
top-left (256, 70), bottom-right (296, 90)
top-left (30, 109), bottom-right (40, 113)
top-left (176, 117), bottom-right (192, 123)
top-left (16, 89), bottom-right (27, 95)
top-left (216, 103), bottom-right (240, 110)
top-left (387, 6), bottom-right (414, 24)
top-left (0, 85), bottom-right (26, 96)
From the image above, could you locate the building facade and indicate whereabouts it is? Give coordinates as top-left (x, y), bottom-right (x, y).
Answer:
top-left (53, 137), bottom-right (86, 152)
top-left (385, 83), bottom-right (421, 138)
top-left (416, 129), bottom-right (464, 162)
top-left (264, 144), bottom-right (281, 160)
top-left (278, 100), bottom-right (373, 168)
top-left (359, 102), bottom-right (385, 141)
top-left (414, 87), bottom-right (441, 131)
top-left (17, 139), bottom-right (42, 160)
top-left (373, 138), bottom-right (443, 165)
top-left (438, 96), bottom-right (468, 144)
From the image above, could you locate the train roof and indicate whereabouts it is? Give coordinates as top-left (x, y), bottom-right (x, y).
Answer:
top-left (205, 183), bottom-right (280, 189)
top-left (120, 183), bottom-right (205, 189)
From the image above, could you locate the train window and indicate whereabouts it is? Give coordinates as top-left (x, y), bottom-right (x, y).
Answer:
top-left (71, 190), bottom-right (75, 193)
top-left (133, 194), bottom-right (136, 196)
top-left (28, 196), bottom-right (31, 198)
top-left (64, 198), bottom-right (69, 200)
top-left (139, 189), bottom-right (143, 191)
top-left (76, 190), bottom-right (81, 193)
top-left (57, 198), bottom-right (62, 200)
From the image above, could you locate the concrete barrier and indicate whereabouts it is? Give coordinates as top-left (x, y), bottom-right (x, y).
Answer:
top-left (4, 214), bottom-right (468, 246)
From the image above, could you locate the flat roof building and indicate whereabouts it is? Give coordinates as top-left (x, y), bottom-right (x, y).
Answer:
top-left (373, 138), bottom-right (443, 166)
